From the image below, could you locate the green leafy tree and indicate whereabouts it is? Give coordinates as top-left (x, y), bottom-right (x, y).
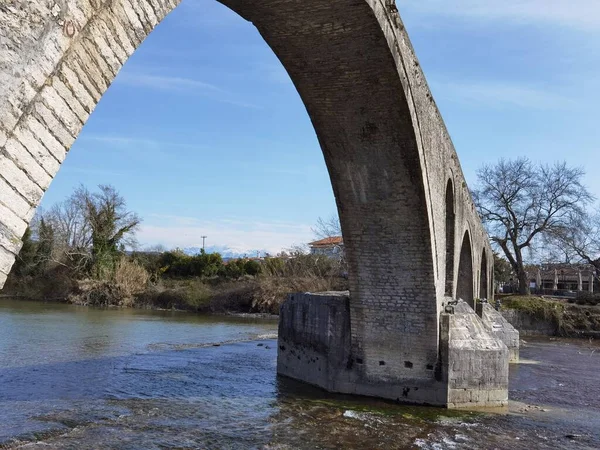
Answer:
top-left (34, 218), bottom-right (55, 273)
top-left (12, 227), bottom-right (37, 277)
top-left (74, 185), bottom-right (141, 277)
top-left (159, 249), bottom-right (224, 278)
top-left (244, 259), bottom-right (262, 276)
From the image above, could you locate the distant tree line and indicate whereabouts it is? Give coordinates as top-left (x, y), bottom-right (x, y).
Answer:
top-left (133, 246), bottom-right (342, 281)
top-left (7, 184), bottom-right (347, 310)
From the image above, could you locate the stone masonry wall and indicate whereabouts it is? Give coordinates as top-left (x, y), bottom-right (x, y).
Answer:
top-left (0, 0), bottom-right (181, 287)
top-left (279, 294), bottom-right (509, 408)
top-left (277, 292), bottom-right (352, 392)
top-left (440, 301), bottom-right (509, 408)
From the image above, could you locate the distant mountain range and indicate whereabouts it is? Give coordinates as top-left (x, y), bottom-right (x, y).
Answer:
top-left (181, 246), bottom-right (269, 260)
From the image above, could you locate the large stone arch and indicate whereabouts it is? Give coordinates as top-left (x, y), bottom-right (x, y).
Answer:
top-left (0, 0), bottom-right (439, 382)
top-left (0, 0), bottom-right (511, 407)
top-left (456, 230), bottom-right (474, 307)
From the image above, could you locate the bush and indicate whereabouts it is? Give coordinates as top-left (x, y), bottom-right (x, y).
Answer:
top-left (244, 259), bottom-right (262, 276)
top-left (262, 257), bottom-right (286, 277)
top-left (136, 279), bottom-right (212, 311)
top-left (68, 257), bottom-right (149, 307)
top-left (261, 253), bottom-right (343, 279)
top-left (2, 264), bottom-right (78, 302)
top-left (252, 275), bottom-right (348, 314)
top-left (501, 296), bottom-right (565, 328)
top-left (158, 250), bottom-right (224, 278)
top-left (113, 257), bottom-right (149, 302)
top-left (576, 292), bottom-right (600, 306)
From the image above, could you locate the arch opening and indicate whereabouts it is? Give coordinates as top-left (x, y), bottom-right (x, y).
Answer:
top-left (444, 180), bottom-right (455, 297)
top-left (456, 231), bottom-right (474, 308)
top-left (480, 249), bottom-right (488, 300)
top-left (0, 0), bottom-right (440, 379)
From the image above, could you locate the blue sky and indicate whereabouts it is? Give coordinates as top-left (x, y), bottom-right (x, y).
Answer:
top-left (40, 0), bottom-right (600, 254)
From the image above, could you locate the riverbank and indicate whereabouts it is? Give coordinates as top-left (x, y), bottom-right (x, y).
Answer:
top-left (500, 295), bottom-right (600, 338)
top-left (1, 274), bottom-right (348, 315)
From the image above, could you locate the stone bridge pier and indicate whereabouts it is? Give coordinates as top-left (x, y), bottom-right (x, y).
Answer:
top-left (0, 1), bottom-right (517, 408)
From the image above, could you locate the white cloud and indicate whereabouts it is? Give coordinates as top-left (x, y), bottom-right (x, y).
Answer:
top-left (118, 73), bottom-right (221, 93)
top-left (116, 73), bottom-right (260, 109)
top-left (64, 166), bottom-right (127, 177)
top-left (398, 0), bottom-right (600, 30)
top-left (137, 216), bottom-right (314, 254)
top-left (431, 79), bottom-right (574, 110)
top-left (81, 135), bottom-right (163, 148)
top-left (79, 134), bottom-right (205, 151)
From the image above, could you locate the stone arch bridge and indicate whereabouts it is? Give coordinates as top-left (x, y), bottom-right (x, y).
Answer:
top-left (0, 0), bottom-right (517, 408)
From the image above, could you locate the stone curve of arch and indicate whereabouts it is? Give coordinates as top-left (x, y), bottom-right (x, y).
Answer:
top-left (0, 0), bottom-right (493, 379)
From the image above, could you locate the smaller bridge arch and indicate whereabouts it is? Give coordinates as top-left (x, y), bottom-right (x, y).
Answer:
top-left (456, 230), bottom-right (474, 307)
top-left (444, 179), bottom-right (455, 297)
top-left (480, 248), bottom-right (489, 300)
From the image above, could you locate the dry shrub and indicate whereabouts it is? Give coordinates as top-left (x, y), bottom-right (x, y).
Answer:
top-left (113, 257), bottom-right (149, 302)
top-left (576, 292), bottom-right (600, 306)
top-left (208, 280), bottom-right (256, 312)
top-left (69, 257), bottom-right (149, 307)
top-left (252, 276), bottom-right (348, 314)
top-left (136, 278), bottom-right (213, 311)
top-left (2, 264), bottom-right (77, 302)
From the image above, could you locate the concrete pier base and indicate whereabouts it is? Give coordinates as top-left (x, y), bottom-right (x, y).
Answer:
top-left (442, 302), bottom-right (509, 408)
top-left (477, 302), bottom-right (520, 362)
top-left (277, 293), bottom-right (509, 409)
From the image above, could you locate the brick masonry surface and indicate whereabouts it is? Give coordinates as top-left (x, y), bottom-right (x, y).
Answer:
top-left (0, 0), bottom-right (496, 398)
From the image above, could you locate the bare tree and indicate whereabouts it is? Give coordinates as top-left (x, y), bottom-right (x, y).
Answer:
top-left (550, 206), bottom-right (600, 280)
top-left (76, 185), bottom-right (140, 274)
top-left (312, 215), bottom-right (342, 239)
top-left (474, 158), bottom-right (593, 295)
top-left (47, 197), bottom-right (91, 249)
top-left (40, 185), bottom-right (141, 276)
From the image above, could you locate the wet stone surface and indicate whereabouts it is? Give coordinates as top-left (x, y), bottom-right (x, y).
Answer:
top-left (0, 300), bottom-right (598, 449)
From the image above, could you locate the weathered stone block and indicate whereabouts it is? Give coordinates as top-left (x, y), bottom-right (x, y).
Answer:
top-left (277, 292), bottom-right (351, 392)
top-left (478, 302), bottom-right (520, 362)
top-left (441, 301), bottom-right (509, 409)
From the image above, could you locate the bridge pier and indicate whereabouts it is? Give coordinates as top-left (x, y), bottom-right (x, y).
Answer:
top-left (278, 293), bottom-right (510, 409)
top-left (477, 302), bottom-right (520, 363)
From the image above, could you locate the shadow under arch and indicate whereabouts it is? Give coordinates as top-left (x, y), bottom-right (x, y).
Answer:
top-left (0, 0), bottom-right (441, 379)
top-left (480, 248), bottom-right (489, 300)
top-left (456, 230), bottom-right (474, 308)
top-left (444, 179), bottom-right (455, 297)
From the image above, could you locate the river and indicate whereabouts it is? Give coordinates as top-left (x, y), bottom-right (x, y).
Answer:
top-left (0, 298), bottom-right (598, 449)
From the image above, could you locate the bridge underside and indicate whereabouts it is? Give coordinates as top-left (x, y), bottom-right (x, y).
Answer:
top-left (0, 1), bottom-right (514, 408)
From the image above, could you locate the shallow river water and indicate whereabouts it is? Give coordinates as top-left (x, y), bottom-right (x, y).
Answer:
top-left (0, 299), bottom-right (598, 449)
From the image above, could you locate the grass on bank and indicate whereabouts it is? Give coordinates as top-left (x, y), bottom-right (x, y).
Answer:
top-left (500, 295), bottom-right (600, 336)
top-left (499, 296), bottom-right (565, 324)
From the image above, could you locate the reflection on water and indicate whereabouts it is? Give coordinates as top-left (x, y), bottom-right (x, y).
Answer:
top-left (0, 299), bottom-right (598, 449)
